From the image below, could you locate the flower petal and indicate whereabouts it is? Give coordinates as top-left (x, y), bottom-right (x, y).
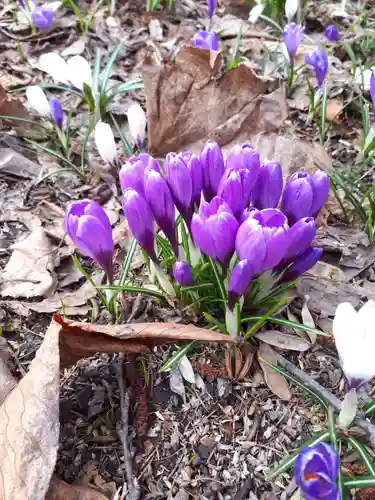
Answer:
top-left (26, 85), bottom-right (51, 116)
top-left (67, 56), bottom-right (92, 90)
top-left (39, 52), bottom-right (70, 85)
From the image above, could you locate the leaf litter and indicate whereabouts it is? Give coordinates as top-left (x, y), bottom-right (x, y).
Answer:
top-left (0, 0), bottom-right (375, 497)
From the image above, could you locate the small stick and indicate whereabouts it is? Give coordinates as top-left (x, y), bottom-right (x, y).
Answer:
top-left (275, 353), bottom-right (375, 448)
top-left (117, 354), bottom-right (140, 500)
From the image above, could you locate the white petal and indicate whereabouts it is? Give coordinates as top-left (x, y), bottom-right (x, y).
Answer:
top-left (285, 0), bottom-right (299, 22)
top-left (333, 303), bottom-right (360, 378)
top-left (39, 52), bottom-right (70, 85)
top-left (45, 1), bottom-right (61, 11)
top-left (178, 355), bottom-right (195, 384)
top-left (94, 121), bottom-right (117, 164)
top-left (248, 3), bottom-right (265, 23)
top-left (354, 68), bottom-right (372, 90)
top-left (66, 56), bottom-right (92, 91)
top-left (127, 103), bottom-right (147, 147)
top-left (25, 86), bottom-right (50, 116)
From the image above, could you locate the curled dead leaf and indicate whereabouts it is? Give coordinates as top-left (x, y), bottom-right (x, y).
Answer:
top-left (54, 314), bottom-right (236, 368)
top-left (258, 343), bottom-right (291, 401)
top-left (255, 330), bottom-right (312, 351)
top-left (46, 477), bottom-right (110, 500)
top-left (0, 320), bottom-right (60, 500)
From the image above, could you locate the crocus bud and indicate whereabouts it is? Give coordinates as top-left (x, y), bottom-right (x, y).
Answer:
top-left (324, 24), bottom-right (340, 42)
top-left (295, 443), bottom-right (339, 500)
top-left (281, 171), bottom-right (329, 224)
top-left (235, 209), bottom-right (290, 274)
top-left (127, 103), bottom-right (147, 151)
top-left (119, 154), bottom-right (157, 198)
top-left (26, 85), bottom-right (51, 116)
top-left (191, 196), bottom-right (238, 266)
top-left (217, 169), bottom-right (254, 220)
top-left (252, 162), bottom-right (283, 210)
top-left (40, 52), bottom-right (71, 86)
top-left (284, 217), bottom-right (316, 261)
top-left (64, 200), bottom-right (114, 282)
top-left (200, 140), bottom-right (225, 201)
top-left (228, 259), bottom-right (253, 309)
top-left (144, 168), bottom-right (178, 256)
top-left (179, 152), bottom-right (203, 208)
top-left (173, 261), bottom-right (193, 286)
top-left (281, 247), bottom-right (322, 282)
top-left (333, 301), bottom-right (375, 390)
top-left (207, 0), bottom-right (216, 18)
top-left (225, 144), bottom-right (261, 199)
top-left (122, 188), bottom-right (157, 262)
top-left (193, 30), bottom-right (220, 52)
top-left (285, 0), bottom-right (299, 22)
top-left (66, 56), bottom-right (92, 91)
top-left (49, 97), bottom-right (64, 129)
top-left (305, 48), bottom-right (328, 88)
top-left (32, 6), bottom-right (54, 29)
top-left (94, 121), bottom-right (117, 166)
top-left (249, 2), bottom-right (266, 23)
top-left (165, 152), bottom-right (192, 222)
top-left (283, 23), bottom-right (304, 62)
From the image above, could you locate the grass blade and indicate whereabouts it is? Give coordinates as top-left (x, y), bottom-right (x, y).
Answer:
top-left (102, 284), bottom-right (165, 300)
top-left (110, 112), bottom-right (133, 156)
top-left (159, 341), bottom-right (198, 372)
top-left (241, 315), bottom-right (329, 337)
top-left (364, 400), bottom-right (375, 416)
top-left (347, 437), bottom-right (375, 475)
top-left (104, 78), bottom-right (144, 104)
top-left (266, 430), bottom-right (330, 481)
top-left (100, 43), bottom-right (123, 94)
top-left (244, 297), bottom-right (288, 340)
top-left (344, 476), bottom-right (375, 489)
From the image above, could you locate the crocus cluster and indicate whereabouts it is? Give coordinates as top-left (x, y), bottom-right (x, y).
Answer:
top-left (295, 443), bottom-right (340, 500)
top-left (118, 141), bottom-right (328, 308)
top-left (20, 0), bottom-right (54, 29)
top-left (26, 85), bottom-right (64, 128)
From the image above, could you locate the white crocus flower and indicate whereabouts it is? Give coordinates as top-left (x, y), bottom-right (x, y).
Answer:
top-left (127, 103), bottom-right (147, 149)
top-left (94, 122), bottom-right (117, 165)
top-left (333, 301), bottom-right (375, 390)
top-left (26, 85), bottom-right (51, 116)
top-left (248, 1), bottom-right (265, 23)
top-left (39, 53), bottom-right (92, 91)
top-left (285, 0), bottom-right (299, 22)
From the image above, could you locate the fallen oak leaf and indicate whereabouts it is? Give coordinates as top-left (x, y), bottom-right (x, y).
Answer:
top-left (53, 313), bottom-right (236, 368)
top-left (254, 330), bottom-right (312, 351)
top-left (258, 343), bottom-right (291, 401)
top-left (0, 319), bottom-right (60, 500)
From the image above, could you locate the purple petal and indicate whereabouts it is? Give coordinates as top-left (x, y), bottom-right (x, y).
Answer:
top-left (49, 97), bottom-right (64, 129)
top-left (31, 6), bottom-right (54, 29)
top-left (284, 217), bottom-right (316, 261)
top-left (252, 162), bottom-right (283, 209)
top-left (173, 260), bottom-right (194, 286)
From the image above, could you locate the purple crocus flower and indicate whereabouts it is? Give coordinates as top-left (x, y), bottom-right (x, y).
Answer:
top-left (284, 217), bottom-right (316, 261)
top-left (200, 140), bottom-right (225, 201)
top-left (281, 247), bottom-right (323, 282)
top-left (144, 168), bottom-right (178, 256)
top-left (173, 260), bottom-right (194, 286)
top-left (64, 200), bottom-right (114, 282)
top-left (281, 170), bottom-right (329, 225)
top-left (193, 30), bottom-right (220, 52)
top-left (235, 209), bottom-right (290, 274)
top-left (305, 48), bottom-right (329, 88)
top-left (119, 154), bottom-right (158, 198)
top-left (283, 23), bottom-right (305, 62)
top-left (294, 443), bottom-right (339, 500)
top-left (179, 152), bottom-right (203, 208)
top-left (49, 97), bottom-right (64, 129)
top-left (217, 168), bottom-right (255, 220)
top-left (324, 24), bottom-right (340, 42)
top-left (122, 188), bottom-right (157, 262)
top-left (165, 152), bottom-right (193, 225)
top-left (191, 196), bottom-right (239, 266)
top-left (207, 0), bottom-right (216, 18)
top-left (228, 259), bottom-right (253, 309)
top-left (224, 143), bottom-right (261, 199)
top-left (31, 5), bottom-right (54, 29)
top-left (252, 162), bottom-right (283, 210)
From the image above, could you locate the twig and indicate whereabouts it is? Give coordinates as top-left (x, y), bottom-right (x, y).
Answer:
top-left (274, 353), bottom-right (375, 449)
top-left (117, 354), bottom-right (140, 500)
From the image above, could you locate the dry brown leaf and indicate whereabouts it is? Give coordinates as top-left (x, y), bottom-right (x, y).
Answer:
top-left (0, 338), bottom-right (16, 405)
top-left (324, 99), bottom-right (343, 123)
top-left (0, 227), bottom-right (57, 298)
top-left (0, 84), bottom-right (31, 133)
top-left (46, 477), bottom-right (110, 500)
top-left (255, 330), bottom-right (312, 351)
top-left (258, 343), bottom-right (291, 401)
top-left (0, 148), bottom-right (41, 179)
top-left (143, 46), bottom-right (287, 156)
top-left (0, 319), bottom-right (60, 500)
top-left (54, 313), bottom-right (236, 368)
top-left (301, 297), bottom-right (317, 344)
